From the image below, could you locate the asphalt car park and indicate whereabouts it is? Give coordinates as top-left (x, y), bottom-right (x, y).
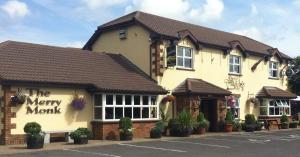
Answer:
top-left (3, 130), bottom-right (300, 157)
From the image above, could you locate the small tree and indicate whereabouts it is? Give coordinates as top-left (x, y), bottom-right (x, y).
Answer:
top-left (225, 111), bottom-right (234, 124)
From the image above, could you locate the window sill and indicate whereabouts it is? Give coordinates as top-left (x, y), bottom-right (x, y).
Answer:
top-left (228, 73), bottom-right (242, 76)
top-left (176, 67), bottom-right (195, 71)
top-left (268, 77), bottom-right (279, 80)
top-left (91, 119), bottom-right (160, 123)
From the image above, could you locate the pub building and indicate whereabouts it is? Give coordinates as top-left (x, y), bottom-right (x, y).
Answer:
top-left (0, 41), bottom-right (167, 145)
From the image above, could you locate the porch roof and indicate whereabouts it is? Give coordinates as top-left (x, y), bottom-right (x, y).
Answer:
top-left (172, 78), bottom-right (231, 96)
top-left (256, 86), bottom-right (297, 99)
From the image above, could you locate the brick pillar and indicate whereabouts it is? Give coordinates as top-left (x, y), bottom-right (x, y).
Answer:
top-left (175, 95), bottom-right (200, 120)
top-left (1, 86), bottom-right (18, 145)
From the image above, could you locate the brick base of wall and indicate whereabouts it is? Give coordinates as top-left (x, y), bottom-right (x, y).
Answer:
top-left (91, 121), bottom-right (157, 140)
top-left (5, 134), bottom-right (25, 145)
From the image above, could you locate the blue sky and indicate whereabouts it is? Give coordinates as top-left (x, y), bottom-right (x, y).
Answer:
top-left (0, 0), bottom-right (299, 57)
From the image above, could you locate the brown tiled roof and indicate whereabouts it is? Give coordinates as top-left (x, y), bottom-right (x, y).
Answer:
top-left (84, 11), bottom-right (291, 59)
top-left (256, 86), bottom-right (297, 99)
top-left (172, 78), bottom-right (231, 96)
top-left (0, 41), bottom-right (167, 94)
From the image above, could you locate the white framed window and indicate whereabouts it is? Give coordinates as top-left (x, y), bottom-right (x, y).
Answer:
top-left (176, 46), bottom-right (193, 69)
top-left (260, 99), bottom-right (290, 116)
top-left (226, 96), bottom-right (240, 119)
top-left (93, 94), bottom-right (159, 121)
top-left (269, 61), bottom-right (278, 78)
top-left (229, 55), bottom-right (241, 74)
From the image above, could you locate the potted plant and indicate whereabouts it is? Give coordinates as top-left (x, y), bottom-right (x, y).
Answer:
top-left (233, 119), bottom-right (242, 132)
top-left (244, 114), bottom-right (256, 132)
top-left (196, 112), bottom-right (209, 134)
top-left (150, 121), bottom-right (164, 138)
top-left (255, 121), bottom-right (264, 131)
top-left (11, 93), bottom-right (26, 106)
top-left (280, 115), bottom-right (289, 129)
top-left (69, 128), bottom-right (92, 144)
top-left (289, 121), bottom-right (298, 128)
top-left (225, 110), bottom-right (234, 132)
top-left (119, 117), bottom-right (133, 141)
top-left (169, 110), bottom-right (194, 137)
top-left (71, 95), bottom-right (86, 110)
top-left (24, 122), bottom-right (44, 149)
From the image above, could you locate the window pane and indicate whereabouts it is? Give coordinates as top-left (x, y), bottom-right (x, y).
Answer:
top-left (177, 47), bottom-right (183, 56)
top-left (269, 108), bottom-right (274, 115)
top-left (116, 95), bottom-right (123, 105)
top-left (134, 95), bottom-right (140, 105)
top-left (124, 107), bottom-right (132, 118)
top-left (105, 107), bottom-right (114, 119)
top-left (235, 57), bottom-right (240, 64)
top-left (167, 46), bottom-right (176, 67)
top-left (273, 63), bottom-right (277, 69)
top-left (185, 48), bottom-right (191, 57)
top-left (269, 62), bottom-right (272, 68)
top-left (142, 96), bottom-right (148, 105)
top-left (177, 57), bottom-right (183, 66)
top-left (125, 95), bottom-right (131, 105)
top-left (94, 94), bottom-right (102, 107)
top-left (150, 107), bottom-right (157, 118)
top-left (260, 107), bottom-right (267, 115)
top-left (229, 56), bottom-right (233, 64)
top-left (275, 107), bottom-right (279, 115)
top-left (234, 65), bottom-right (240, 73)
top-left (151, 96), bottom-right (157, 105)
top-left (285, 108), bottom-right (290, 115)
top-left (184, 58), bottom-right (192, 68)
top-left (269, 100), bottom-right (275, 106)
top-left (133, 107), bottom-right (141, 118)
top-left (115, 107), bottom-right (123, 119)
top-left (106, 95), bottom-right (113, 105)
top-left (142, 107), bottom-right (149, 118)
top-left (229, 65), bottom-right (234, 73)
top-left (272, 70), bottom-right (277, 77)
top-left (94, 107), bottom-right (102, 119)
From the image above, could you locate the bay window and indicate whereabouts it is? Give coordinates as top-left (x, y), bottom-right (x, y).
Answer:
top-left (229, 55), bottom-right (241, 74)
top-left (269, 61), bottom-right (278, 78)
top-left (93, 94), bottom-right (159, 121)
top-left (260, 99), bottom-right (290, 116)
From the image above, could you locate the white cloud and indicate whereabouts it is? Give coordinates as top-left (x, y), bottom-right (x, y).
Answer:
top-left (233, 27), bottom-right (263, 42)
top-left (251, 4), bottom-right (258, 15)
top-left (0, 0), bottom-right (30, 18)
top-left (294, 0), bottom-right (300, 7)
top-left (83, 0), bottom-right (128, 10)
top-left (125, 0), bottom-right (224, 24)
top-left (65, 41), bottom-right (84, 48)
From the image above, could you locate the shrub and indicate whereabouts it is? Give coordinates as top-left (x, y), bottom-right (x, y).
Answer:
top-left (150, 127), bottom-right (162, 138)
top-left (280, 115), bottom-right (289, 123)
top-left (154, 121), bottom-right (164, 132)
top-left (245, 114), bottom-right (256, 125)
top-left (177, 110), bottom-right (194, 130)
top-left (69, 128), bottom-right (92, 140)
top-left (198, 120), bottom-right (209, 129)
top-left (24, 122), bottom-right (41, 135)
top-left (169, 110), bottom-right (194, 137)
top-left (197, 112), bottom-right (205, 122)
top-left (119, 117), bottom-right (133, 130)
top-left (233, 120), bottom-right (242, 131)
top-left (225, 111), bottom-right (234, 124)
top-left (255, 121), bottom-right (264, 131)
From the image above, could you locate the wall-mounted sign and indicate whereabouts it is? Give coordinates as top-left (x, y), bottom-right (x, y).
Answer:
top-left (26, 88), bottom-right (62, 114)
top-left (224, 76), bottom-right (245, 90)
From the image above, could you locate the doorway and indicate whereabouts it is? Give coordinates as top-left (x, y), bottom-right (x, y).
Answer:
top-left (200, 99), bottom-right (218, 132)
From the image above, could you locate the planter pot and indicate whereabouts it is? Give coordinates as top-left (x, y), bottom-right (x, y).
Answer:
top-left (197, 127), bottom-right (206, 135)
top-left (162, 126), bottom-right (168, 136)
top-left (289, 122), bottom-right (298, 128)
top-left (225, 124), bottom-right (233, 132)
top-left (281, 123), bottom-right (289, 129)
top-left (26, 134), bottom-right (44, 149)
top-left (74, 137), bottom-right (88, 144)
top-left (245, 125), bottom-right (255, 132)
top-left (255, 126), bottom-right (262, 131)
top-left (120, 134), bottom-right (133, 141)
top-left (170, 128), bottom-right (192, 137)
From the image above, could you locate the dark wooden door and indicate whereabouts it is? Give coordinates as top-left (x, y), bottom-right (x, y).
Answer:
top-left (200, 99), bottom-right (218, 132)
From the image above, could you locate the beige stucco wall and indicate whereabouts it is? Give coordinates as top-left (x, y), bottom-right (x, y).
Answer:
top-left (0, 85), bottom-right (3, 136)
top-left (92, 25), bottom-right (151, 75)
top-left (10, 87), bottom-right (93, 135)
top-left (158, 38), bottom-right (288, 120)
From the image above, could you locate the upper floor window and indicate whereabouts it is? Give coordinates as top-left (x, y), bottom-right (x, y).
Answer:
top-left (177, 46), bottom-right (193, 69)
top-left (269, 61), bottom-right (278, 78)
top-left (229, 55), bottom-right (241, 74)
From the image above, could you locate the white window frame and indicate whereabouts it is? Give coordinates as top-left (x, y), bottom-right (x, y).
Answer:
top-left (269, 61), bottom-right (278, 78)
top-left (229, 55), bottom-right (241, 74)
top-left (260, 99), bottom-right (291, 117)
top-left (93, 93), bottom-right (159, 122)
top-left (176, 46), bottom-right (193, 69)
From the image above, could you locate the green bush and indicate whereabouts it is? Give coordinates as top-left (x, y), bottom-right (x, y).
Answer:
top-left (233, 120), bottom-right (242, 131)
top-left (197, 112), bottom-right (209, 129)
top-left (280, 115), bottom-right (289, 123)
top-left (177, 110), bottom-right (194, 130)
top-left (24, 122), bottom-right (41, 135)
top-left (197, 112), bottom-right (205, 122)
top-left (168, 110), bottom-right (194, 136)
top-left (245, 114), bottom-right (256, 125)
top-left (69, 128), bottom-right (92, 140)
top-left (225, 111), bottom-right (234, 124)
top-left (119, 117), bottom-right (133, 130)
top-left (154, 121), bottom-right (164, 132)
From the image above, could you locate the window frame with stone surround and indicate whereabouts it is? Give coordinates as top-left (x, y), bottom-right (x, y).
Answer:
top-left (93, 93), bottom-right (159, 122)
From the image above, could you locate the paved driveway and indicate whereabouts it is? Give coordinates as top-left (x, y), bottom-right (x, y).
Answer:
top-left (3, 130), bottom-right (300, 157)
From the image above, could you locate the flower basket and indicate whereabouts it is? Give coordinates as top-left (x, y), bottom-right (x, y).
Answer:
top-left (71, 95), bottom-right (86, 110)
top-left (11, 94), bottom-right (26, 106)
top-left (161, 95), bottom-right (176, 104)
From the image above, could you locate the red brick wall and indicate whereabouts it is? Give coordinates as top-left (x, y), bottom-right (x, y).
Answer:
top-left (92, 121), bottom-right (157, 140)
